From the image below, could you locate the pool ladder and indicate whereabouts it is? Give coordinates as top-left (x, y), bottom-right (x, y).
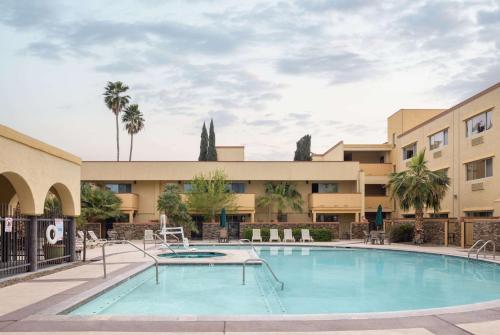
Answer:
top-left (242, 258), bottom-right (284, 291)
top-left (101, 240), bottom-right (159, 284)
top-left (467, 240), bottom-right (496, 260)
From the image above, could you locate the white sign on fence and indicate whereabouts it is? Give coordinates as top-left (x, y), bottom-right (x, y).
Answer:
top-left (5, 217), bottom-right (13, 233)
top-left (55, 218), bottom-right (64, 241)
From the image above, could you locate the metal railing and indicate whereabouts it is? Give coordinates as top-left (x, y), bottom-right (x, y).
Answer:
top-left (239, 239), bottom-right (258, 256)
top-left (242, 258), bottom-right (284, 291)
top-left (102, 240), bottom-right (159, 284)
top-left (154, 233), bottom-right (177, 255)
top-left (476, 240), bottom-right (496, 260)
top-left (468, 240), bottom-right (485, 259)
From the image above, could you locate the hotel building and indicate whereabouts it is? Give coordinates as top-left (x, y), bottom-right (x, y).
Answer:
top-left (81, 82), bottom-right (500, 235)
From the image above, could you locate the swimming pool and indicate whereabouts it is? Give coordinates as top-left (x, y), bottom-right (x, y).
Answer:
top-left (70, 246), bottom-right (500, 315)
top-left (158, 251), bottom-right (226, 258)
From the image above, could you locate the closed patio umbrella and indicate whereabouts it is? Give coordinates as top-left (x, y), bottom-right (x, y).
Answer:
top-left (220, 208), bottom-right (227, 228)
top-left (376, 205), bottom-right (383, 230)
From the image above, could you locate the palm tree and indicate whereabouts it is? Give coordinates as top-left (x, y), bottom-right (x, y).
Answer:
top-left (387, 150), bottom-right (450, 242)
top-left (122, 104), bottom-right (145, 161)
top-left (103, 81), bottom-right (130, 161)
top-left (257, 182), bottom-right (304, 222)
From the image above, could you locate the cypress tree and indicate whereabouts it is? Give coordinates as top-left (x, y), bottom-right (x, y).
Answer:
top-left (294, 134), bottom-right (312, 161)
top-left (207, 119), bottom-right (218, 161)
top-left (198, 122), bottom-right (208, 161)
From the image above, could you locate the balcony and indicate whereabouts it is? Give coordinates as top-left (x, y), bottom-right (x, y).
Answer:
top-left (365, 196), bottom-right (394, 212)
top-left (308, 193), bottom-right (362, 212)
top-left (116, 193), bottom-right (139, 211)
top-left (360, 163), bottom-right (393, 176)
top-left (180, 193), bottom-right (255, 212)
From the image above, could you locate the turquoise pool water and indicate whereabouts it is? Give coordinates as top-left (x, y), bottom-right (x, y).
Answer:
top-left (70, 246), bottom-right (500, 315)
top-left (158, 251), bottom-right (226, 258)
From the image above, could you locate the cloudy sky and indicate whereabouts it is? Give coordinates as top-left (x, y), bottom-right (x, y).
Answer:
top-left (0, 0), bottom-right (499, 161)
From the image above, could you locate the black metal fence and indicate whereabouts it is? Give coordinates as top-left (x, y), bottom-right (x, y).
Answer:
top-left (37, 218), bottom-right (72, 269)
top-left (0, 216), bottom-right (30, 278)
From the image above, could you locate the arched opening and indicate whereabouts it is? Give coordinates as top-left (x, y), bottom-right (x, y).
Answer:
top-left (0, 172), bottom-right (36, 216)
top-left (48, 183), bottom-right (77, 217)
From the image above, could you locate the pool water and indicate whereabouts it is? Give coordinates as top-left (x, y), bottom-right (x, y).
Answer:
top-left (70, 246), bottom-right (500, 315)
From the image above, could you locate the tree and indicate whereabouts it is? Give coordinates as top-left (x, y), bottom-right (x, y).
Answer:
top-left (198, 122), bottom-right (208, 161)
top-left (257, 182), bottom-right (304, 222)
top-left (294, 134), bottom-right (312, 161)
top-left (387, 150), bottom-right (450, 242)
top-left (186, 170), bottom-right (235, 222)
top-left (80, 183), bottom-right (122, 223)
top-left (207, 119), bottom-right (217, 161)
top-left (44, 191), bottom-right (61, 217)
top-left (157, 184), bottom-right (198, 233)
top-left (122, 104), bottom-right (145, 161)
top-left (103, 81), bottom-right (130, 161)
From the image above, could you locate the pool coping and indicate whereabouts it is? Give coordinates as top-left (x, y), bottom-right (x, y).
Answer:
top-left (32, 243), bottom-right (500, 322)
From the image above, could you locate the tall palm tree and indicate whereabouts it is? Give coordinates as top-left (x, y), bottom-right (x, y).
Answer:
top-left (257, 182), bottom-right (304, 222)
top-left (387, 150), bottom-right (450, 242)
top-left (122, 104), bottom-right (145, 161)
top-left (103, 81), bottom-right (130, 161)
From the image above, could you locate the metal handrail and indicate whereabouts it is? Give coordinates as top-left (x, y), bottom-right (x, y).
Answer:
top-left (242, 258), bottom-right (284, 291)
top-left (102, 240), bottom-right (159, 284)
top-left (476, 240), bottom-right (496, 260)
top-left (468, 240), bottom-right (485, 259)
top-left (154, 233), bottom-right (177, 254)
top-left (239, 239), bottom-right (258, 256)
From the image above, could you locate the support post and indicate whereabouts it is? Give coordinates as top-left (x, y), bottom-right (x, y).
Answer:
top-left (444, 220), bottom-right (448, 247)
top-left (29, 216), bottom-right (38, 272)
top-left (69, 217), bottom-right (76, 262)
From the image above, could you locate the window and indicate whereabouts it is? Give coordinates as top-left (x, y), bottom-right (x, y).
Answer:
top-left (312, 183), bottom-right (338, 193)
top-left (465, 211), bottom-right (493, 217)
top-left (429, 129), bottom-right (448, 150)
top-left (316, 214), bottom-right (338, 222)
top-left (105, 183), bottom-right (131, 193)
top-left (430, 213), bottom-right (448, 218)
top-left (402, 214), bottom-right (416, 219)
top-left (402, 143), bottom-right (417, 160)
top-left (466, 158), bottom-right (493, 181)
top-left (183, 183), bottom-right (192, 192)
top-left (227, 183), bottom-right (246, 193)
top-left (466, 110), bottom-right (492, 137)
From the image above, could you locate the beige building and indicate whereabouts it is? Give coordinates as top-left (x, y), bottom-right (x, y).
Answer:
top-left (81, 82), bottom-right (500, 235)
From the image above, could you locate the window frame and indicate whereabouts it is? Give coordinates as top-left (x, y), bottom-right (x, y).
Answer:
top-left (428, 128), bottom-right (448, 151)
top-left (465, 157), bottom-right (493, 181)
top-left (402, 142), bottom-right (417, 160)
top-left (465, 110), bottom-right (493, 137)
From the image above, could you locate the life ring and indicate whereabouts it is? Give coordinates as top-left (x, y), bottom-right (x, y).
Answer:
top-left (46, 225), bottom-right (57, 245)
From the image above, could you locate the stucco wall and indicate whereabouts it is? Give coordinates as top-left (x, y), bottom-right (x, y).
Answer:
top-left (0, 124), bottom-right (81, 216)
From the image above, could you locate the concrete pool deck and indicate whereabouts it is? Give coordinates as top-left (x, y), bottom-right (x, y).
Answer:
top-left (1, 241), bottom-right (500, 334)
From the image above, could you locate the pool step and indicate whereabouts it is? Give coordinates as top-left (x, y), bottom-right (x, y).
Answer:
top-left (254, 265), bottom-right (287, 314)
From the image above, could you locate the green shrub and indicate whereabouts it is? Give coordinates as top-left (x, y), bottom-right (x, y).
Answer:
top-left (242, 227), bottom-right (332, 242)
top-left (390, 224), bottom-right (414, 242)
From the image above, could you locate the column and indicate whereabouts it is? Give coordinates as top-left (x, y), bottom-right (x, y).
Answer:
top-left (312, 211), bottom-right (317, 223)
top-left (69, 217), bottom-right (76, 262)
top-left (28, 216), bottom-right (38, 272)
top-left (250, 212), bottom-right (255, 223)
top-left (359, 170), bottom-right (365, 220)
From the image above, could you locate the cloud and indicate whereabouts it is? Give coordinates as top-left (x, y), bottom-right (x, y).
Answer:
top-left (206, 110), bottom-right (238, 127)
top-left (295, 0), bottom-right (375, 13)
top-left (25, 42), bottom-right (64, 60)
top-left (277, 51), bottom-right (374, 84)
top-left (0, 0), bottom-right (58, 29)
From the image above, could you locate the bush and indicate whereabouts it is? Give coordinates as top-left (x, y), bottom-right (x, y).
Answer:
top-left (390, 224), bottom-right (414, 242)
top-left (242, 227), bottom-right (332, 242)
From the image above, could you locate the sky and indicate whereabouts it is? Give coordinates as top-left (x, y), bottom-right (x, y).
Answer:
top-left (0, 0), bottom-right (499, 161)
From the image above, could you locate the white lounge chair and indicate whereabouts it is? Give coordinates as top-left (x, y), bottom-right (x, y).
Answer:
top-left (300, 229), bottom-right (314, 243)
top-left (88, 230), bottom-right (107, 246)
top-left (251, 229), bottom-right (262, 242)
top-left (143, 229), bottom-right (157, 249)
top-left (283, 229), bottom-right (295, 242)
top-left (77, 230), bottom-right (96, 248)
top-left (269, 229), bottom-right (281, 242)
top-left (77, 230), bottom-right (85, 240)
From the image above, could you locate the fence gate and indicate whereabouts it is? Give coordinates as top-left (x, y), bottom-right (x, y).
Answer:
top-left (464, 221), bottom-right (474, 247)
top-left (37, 218), bottom-right (72, 269)
top-left (228, 221), bottom-right (240, 240)
top-left (339, 222), bottom-right (351, 239)
top-left (0, 217), bottom-right (30, 278)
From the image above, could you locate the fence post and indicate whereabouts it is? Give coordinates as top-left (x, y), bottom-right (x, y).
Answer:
top-left (69, 217), bottom-right (76, 262)
top-left (29, 216), bottom-right (38, 272)
top-left (444, 220), bottom-right (448, 247)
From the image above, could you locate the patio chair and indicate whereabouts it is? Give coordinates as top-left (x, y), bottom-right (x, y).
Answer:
top-left (77, 230), bottom-right (96, 248)
top-left (363, 231), bottom-right (370, 244)
top-left (107, 230), bottom-right (119, 240)
top-left (300, 229), bottom-right (314, 242)
top-left (283, 229), bottom-right (295, 242)
top-left (143, 229), bottom-right (157, 249)
top-left (77, 230), bottom-right (85, 240)
top-left (218, 228), bottom-right (228, 243)
top-left (87, 230), bottom-right (107, 246)
top-left (269, 229), bottom-right (281, 242)
top-left (251, 229), bottom-right (262, 242)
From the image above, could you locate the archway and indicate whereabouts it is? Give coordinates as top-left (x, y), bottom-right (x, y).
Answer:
top-left (0, 172), bottom-right (36, 216)
top-left (46, 183), bottom-right (77, 217)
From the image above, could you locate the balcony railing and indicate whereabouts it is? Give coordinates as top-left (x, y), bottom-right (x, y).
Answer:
top-left (360, 163), bottom-right (393, 176)
top-left (180, 193), bottom-right (256, 211)
top-left (308, 193), bottom-right (362, 211)
top-left (116, 193), bottom-right (139, 211)
top-left (365, 195), bottom-right (394, 212)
